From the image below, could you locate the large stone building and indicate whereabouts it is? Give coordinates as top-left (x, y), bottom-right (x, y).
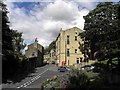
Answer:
top-left (25, 38), bottom-right (44, 67)
top-left (56, 27), bottom-right (84, 66)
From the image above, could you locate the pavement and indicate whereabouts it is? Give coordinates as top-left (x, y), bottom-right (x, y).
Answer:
top-left (2, 64), bottom-right (68, 89)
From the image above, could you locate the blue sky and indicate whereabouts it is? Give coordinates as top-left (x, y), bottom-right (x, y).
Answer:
top-left (5, 0), bottom-right (119, 53)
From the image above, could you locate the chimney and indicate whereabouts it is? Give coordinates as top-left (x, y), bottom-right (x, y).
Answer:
top-left (35, 38), bottom-right (38, 42)
top-left (60, 28), bottom-right (62, 32)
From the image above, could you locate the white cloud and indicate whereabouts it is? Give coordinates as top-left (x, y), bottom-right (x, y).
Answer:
top-left (6, 0), bottom-right (95, 48)
top-left (42, 0), bottom-right (79, 23)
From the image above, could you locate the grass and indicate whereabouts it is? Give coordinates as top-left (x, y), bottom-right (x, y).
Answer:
top-left (92, 57), bottom-right (118, 67)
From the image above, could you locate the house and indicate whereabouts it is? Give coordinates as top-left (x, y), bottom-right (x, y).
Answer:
top-left (25, 38), bottom-right (44, 67)
top-left (56, 27), bottom-right (84, 66)
top-left (44, 54), bottom-right (50, 63)
top-left (50, 49), bottom-right (56, 63)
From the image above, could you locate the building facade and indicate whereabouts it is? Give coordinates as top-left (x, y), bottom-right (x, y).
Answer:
top-left (25, 39), bottom-right (44, 67)
top-left (56, 27), bottom-right (84, 66)
top-left (44, 54), bottom-right (50, 63)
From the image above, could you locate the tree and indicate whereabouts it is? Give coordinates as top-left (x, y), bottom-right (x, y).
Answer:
top-left (49, 41), bottom-right (56, 51)
top-left (1, 2), bottom-right (14, 61)
top-left (12, 30), bottom-right (26, 56)
top-left (83, 2), bottom-right (120, 57)
top-left (44, 41), bottom-right (56, 54)
top-left (1, 2), bottom-right (16, 81)
top-left (83, 2), bottom-right (120, 70)
top-left (1, 2), bottom-right (26, 82)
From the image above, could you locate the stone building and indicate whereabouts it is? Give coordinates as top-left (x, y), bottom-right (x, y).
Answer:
top-left (25, 38), bottom-right (44, 67)
top-left (44, 54), bottom-right (50, 63)
top-left (56, 27), bottom-right (84, 66)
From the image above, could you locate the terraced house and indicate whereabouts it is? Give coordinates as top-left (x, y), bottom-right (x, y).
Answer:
top-left (56, 27), bottom-right (84, 66)
top-left (25, 38), bottom-right (44, 67)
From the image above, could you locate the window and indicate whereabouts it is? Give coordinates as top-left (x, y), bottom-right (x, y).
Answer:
top-left (80, 58), bottom-right (83, 62)
top-left (75, 49), bottom-right (77, 53)
top-left (76, 58), bottom-right (79, 64)
top-left (67, 49), bottom-right (70, 56)
top-left (67, 35), bottom-right (70, 44)
top-left (32, 52), bottom-right (35, 56)
top-left (75, 36), bottom-right (77, 41)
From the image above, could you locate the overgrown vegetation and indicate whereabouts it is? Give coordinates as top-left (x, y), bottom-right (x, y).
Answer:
top-left (80, 2), bottom-right (120, 74)
top-left (41, 70), bottom-right (100, 89)
top-left (1, 2), bottom-right (41, 83)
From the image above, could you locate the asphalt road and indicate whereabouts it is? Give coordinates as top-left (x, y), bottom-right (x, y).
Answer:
top-left (2, 64), bottom-right (68, 89)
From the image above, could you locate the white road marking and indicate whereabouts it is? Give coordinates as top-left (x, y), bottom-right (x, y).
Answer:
top-left (16, 69), bottom-right (48, 89)
top-left (31, 80), bottom-right (34, 83)
top-left (24, 84), bottom-right (27, 87)
top-left (23, 83), bottom-right (27, 85)
top-left (17, 87), bottom-right (20, 89)
top-left (20, 85), bottom-right (23, 87)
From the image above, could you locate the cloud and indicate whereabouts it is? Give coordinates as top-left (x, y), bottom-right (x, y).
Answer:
top-left (42, 0), bottom-right (79, 23)
top-left (6, 0), bottom-right (95, 48)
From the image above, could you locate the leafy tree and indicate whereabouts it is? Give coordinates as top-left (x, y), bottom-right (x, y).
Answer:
top-left (1, 2), bottom-right (26, 82)
top-left (44, 41), bottom-right (56, 54)
top-left (1, 2), bottom-right (16, 81)
top-left (1, 2), bottom-right (14, 61)
top-left (83, 2), bottom-right (120, 57)
top-left (12, 30), bottom-right (26, 56)
top-left (83, 2), bottom-right (120, 70)
top-left (44, 46), bottom-right (49, 54)
top-left (49, 41), bottom-right (56, 51)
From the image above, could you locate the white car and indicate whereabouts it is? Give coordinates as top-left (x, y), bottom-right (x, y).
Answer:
top-left (58, 66), bottom-right (70, 72)
top-left (65, 67), bottom-right (71, 71)
top-left (81, 65), bottom-right (95, 71)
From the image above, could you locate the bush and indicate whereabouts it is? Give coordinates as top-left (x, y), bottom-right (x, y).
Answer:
top-left (41, 75), bottom-right (61, 89)
top-left (68, 70), bottom-right (89, 88)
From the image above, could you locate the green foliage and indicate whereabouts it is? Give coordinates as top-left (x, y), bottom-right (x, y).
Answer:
top-left (106, 49), bottom-right (120, 58)
top-left (90, 61), bottom-right (120, 88)
top-left (44, 46), bottom-right (49, 54)
top-left (44, 41), bottom-right (56, 54)
top-left (68, 70), bottom-right (89, 88)
top-left (41, 70), bottom-right (100, 89)
top-left (49, 41), bottom-right (56, 50)
top-left (12, 30), bottom-right (26, 55)
top-left (83, 2), bottom-right (120, 59)
top-left (41, 75), bottom-right (61, 89)
top-left (1, 2), bottom-right (14, 60)
top-left (1, 2), bottom-right (26, 82)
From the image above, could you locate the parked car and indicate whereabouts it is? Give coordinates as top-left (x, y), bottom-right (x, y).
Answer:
top-left (58, 66), bottom-right (70, 72)
top-left (51, 61), bottom-right (55, 64)
top-left (81, 65), bottom-right (95, 71)
top-left (65, 66), bottom-right (71, 71)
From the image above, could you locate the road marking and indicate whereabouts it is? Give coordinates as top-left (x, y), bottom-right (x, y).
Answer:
top-left (24, 84), bottom-right (27, 87)
top-left (17, 86), bottom-right (21, 88)
top-left (20, 85), bottom-right (23, 87)
top-left (16, 69), bottom-right (48, 89)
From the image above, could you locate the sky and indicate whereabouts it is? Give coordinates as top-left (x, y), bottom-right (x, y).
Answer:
top-left (5, 0), bottom-right (119, 52)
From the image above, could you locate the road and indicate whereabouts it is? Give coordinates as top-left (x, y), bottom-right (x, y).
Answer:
top-left (2, 64), bottom-right (68, 89)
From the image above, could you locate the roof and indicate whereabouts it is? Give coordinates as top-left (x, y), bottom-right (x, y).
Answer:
top-left (55, 27), bottom-right (83, 41)
top-left (26, 41), bottom-right (43, 52)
